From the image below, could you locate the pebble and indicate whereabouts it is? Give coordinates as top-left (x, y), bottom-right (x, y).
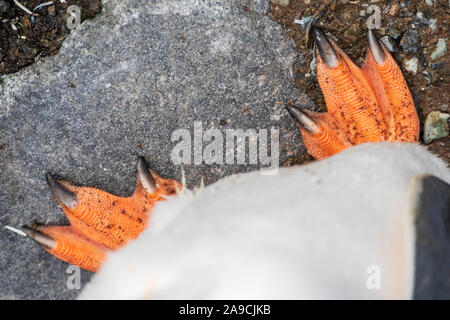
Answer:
top-left (294, 15), bottom-right (313, 32)
top-left (423, 71), bottom-right (432, 85)
top-left (400, 29), bottom-right (421, 54)
top-left (403, 57), bottom-right (418, 75)
top-left (47, 5), bottom-right (56, 16)
top-left (388, 27), bottom-right (401, 39)
top-left (428, 18), bottom-right (437, 32)
top-left (423, 111), bottom-right (450, 144)
top-left (425, 0), bottom-right (433, 5)
top-left (310, 55), bottom-right (317, 76)
top-left (271, 0), bottom-right (289, 6)
top-left (389, 4), bottom-right (400, 16)
top-left (422, 70), bottom-right (439, 86)
top-left (431, 61), bottom-right (445, 70)
top-left (22, 47), bottom-right (37, 58)
top-left (431, 39), bottom-right (447, 60)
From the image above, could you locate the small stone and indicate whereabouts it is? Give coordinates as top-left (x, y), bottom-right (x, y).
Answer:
top-left (425, 0), bottom-right (433, 6)
top-left (431, 38), bottom-right (447, 60)
top-left (403, 57), bottom-right (418, 75)
top-left (11, 48), bottom-right (19, 58)
top-left (423, 71), bottom-right (432, 86)
top-left (22, 46), bottom-right (37, 58)
top-left (271, 0), bottom-right (289, 7)
top-left (423, 111), bottom-right (450, 144)
top-left (422, 70), bottom-right (440, 86)
top-left (428, 18), bottom-right (437, 32)
top-left (40, 39), bottom-right (50, 47)
top-left (21, 16), bottom-right (30, 28)
top-left (47, 5), bottom-right (56, 16)
top-left (388, 27), bottom-right (401, 39)
top-left (400, 29), bottom-right (421, 54)
top-left (310, 55), bottom-right (317, 76)
top-left (431, 61), bottom-right (445, 69)
top-left (380, 36), bottom-right (395, 52)
top-left (389, 4), bottom-right (400, 16)
top-left (294, 15), bottom-right (313, 32)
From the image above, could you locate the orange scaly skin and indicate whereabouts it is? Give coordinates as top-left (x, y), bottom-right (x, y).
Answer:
top-left (298, 110), bottom-right (352, 160)
top-left (39, 170), bottom-right (181, 272)
top-left (300, 35), bottom-right (419, 160)
top-left (39, 226), bottom-right (107, 272)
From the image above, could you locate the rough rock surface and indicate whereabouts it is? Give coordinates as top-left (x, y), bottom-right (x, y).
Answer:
top-left (0, 0), bottom-right (311, 299)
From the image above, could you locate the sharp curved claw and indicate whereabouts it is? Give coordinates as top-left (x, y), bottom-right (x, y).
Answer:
top-left (312, 27), bottom-right (339, 67)
top-left (22, 226), bottom-right (56, 249)
top-left (46, 173), bottom-right (78, 208)
top-left (137, 157), bottom-right (157, 193)
top-left (287, 106), bottom-right (319, 134)
top-left (367, 29), bottom-right (385, 64)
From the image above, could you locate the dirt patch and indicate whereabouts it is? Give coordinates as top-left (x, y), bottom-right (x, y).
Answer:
top-left (0, 0), bottom-right (101, 76)
top-left (269, 0), bottom-right (449, 164)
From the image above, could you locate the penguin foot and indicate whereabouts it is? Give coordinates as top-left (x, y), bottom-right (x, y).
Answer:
top-left (287, 28), bottom-right (419, 160)
top-left (23, 158), bottom-right (181, 272)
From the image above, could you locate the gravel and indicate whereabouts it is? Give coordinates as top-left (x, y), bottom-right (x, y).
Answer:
top-left (431, 38), bottom-right (447, 60)
top-left (400, 29), bottom-right (422, 54)
top-left (403, 56), bottom-right (419, 75)
top-left (424, 111), bottom-right (450, 144)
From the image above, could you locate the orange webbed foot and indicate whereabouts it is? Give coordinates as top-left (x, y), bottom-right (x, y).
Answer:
top-left (24, 158), bottom-right (181, 272)
top-left (288, 28), bottom-right (419, 160)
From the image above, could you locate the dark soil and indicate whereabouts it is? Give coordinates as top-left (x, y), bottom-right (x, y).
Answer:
top-left (269, 0), bottom-right (449, 164)
top-left (0, 0), bottom-right (101, 76)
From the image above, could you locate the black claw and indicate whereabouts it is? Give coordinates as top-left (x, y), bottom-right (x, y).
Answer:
top-left (312, 27), bottom-right (339, 67)
top-left (287, 106), bottom-right (319, 134)
top-left (46, 173), bottom-right (78, 208)
top-left (22, 226), bottom-right (56, 249)
top-left (137, 157), bottom-right (157, 193)
top-left (367, 29), bottom-right (385, 64)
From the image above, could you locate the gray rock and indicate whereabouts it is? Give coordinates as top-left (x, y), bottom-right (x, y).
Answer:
top-left (431, 38), bottom-right (447, 60)
top-left (403, 56), bottom-right (418, 75)
top-left (431, 61), bottom-right (445, 70)
top-left (428, 18), bottom-right (437, 32)
top-left (423, 111), bottom-right (450, 144)
top-left (0, 0), bottom-right (310, 299)
top-left (294, 15), bottom-right (313, 33)
top-left (400, 29), bottom-right (422, 54)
